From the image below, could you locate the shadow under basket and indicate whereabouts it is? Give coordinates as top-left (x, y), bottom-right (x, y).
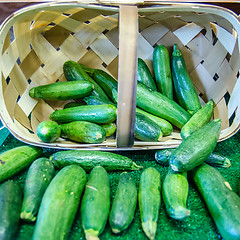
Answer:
top-left (0, 2), bottom-right (240, 150)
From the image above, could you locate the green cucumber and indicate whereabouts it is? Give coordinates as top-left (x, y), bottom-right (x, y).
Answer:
top-left (84, 94), bottom-right (114, 106)
top-left (171, 44), bottom-right (201, 115)
top-left (63, 60), bottom-right (110, 101)
top-left (155, 148), bottom-right (231, 168)
top-left (136, 108), bottom-right (173, 136)
top-left (0, 181), bottom-right (22, 240)
top-left (81, 166), bottom-right (110, 240)
top-left (137, 82), bottom-right (191, 129)
top-left (0, 145), bottom-right (42, 183)
top-left (60, 121), bottom-right (106, 144)
top-left (36, 121), bottom-right (61, 143)
top-left (181, 99), bottom-right (214, 139)
top-left (49, 150), bottom-right (142, 172)
top-left (153, 45), bottom-right (173, 99)
top-left (33, 165), bottom-right (87, 240)
top-left (190, 163), bottom-right (240, 240)
top-left (162, 170), bottom-right (190, 220)
top-left (169, 119), bottom-right (222, 172)
top-left (101, 122), bottom-right (116, 137)
top-left (50, 104), bottom-right (117, 124)
top-left (139, 167), bottom-right (161, 240)
top-left (21, 157), bottom-right (55, 222)
top-left (29, 80), bottom-right (93, 101)
top-left (109, 172), bottom-right (137, 234)
top-left (137, 58), bottom-right (157, 91)
top-left (135, 111), bottom-right (163, 142)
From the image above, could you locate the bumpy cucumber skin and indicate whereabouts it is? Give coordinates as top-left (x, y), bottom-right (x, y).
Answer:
top-left (0, 181), bottom-right (22, 240)
top-left (36, 121), bottom-right (61, 143)
top-left (21, 157), bottom-right (55, 222)
top-left (171, 44), bottom-right (201, 115)
top-left (162, 170), bottom-right (190, 220)
top-left (153, 45), bottom-right (173, 99)
top-left (0, 146), bottom-right (42, 183)
top-left (139, 167), bottom-right (161, 240)
top-left (101, 122), bottom-right (116, 137)
top-left (137, 58), bottom-right (157, 91)
top-left (29, 80), bottom-right (93, 101)
top-left (109, 172), bottom-right (137, 234)
top-left (63, 60), bottom-right (110, 101)
top-left (50, 104), bottom-right (117, 124)
top-left (181, 99), bottom-right (214, 139)
top-left (169, 119), bottom-right (222, 172)
top-left (190, 163), bottom-right (240, 240)
top-left (135, 112), bottom-right (163, 142)
top-left (137, 82), bottom-right (191, 129)
top-left (60, 121), bottom-right (106, 144)
top-left (33, 165), bottom-right (87, 240)
top-left (49, 150), bottom-right (142, 172)
top-left (81, 166), bottom-right (110, 239)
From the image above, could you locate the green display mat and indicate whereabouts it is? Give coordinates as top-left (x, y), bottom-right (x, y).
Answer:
top-left (1, 128), bottom-right (240, 240)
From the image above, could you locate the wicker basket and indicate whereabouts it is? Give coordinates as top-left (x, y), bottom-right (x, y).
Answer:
top-left (0, 1), bottom-right (240, 150)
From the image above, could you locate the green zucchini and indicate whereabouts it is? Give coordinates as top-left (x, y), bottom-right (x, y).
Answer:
top-left (181, 99), bottom-right (214, 139)
top-left (84, 94), bottom-right (114, 106)
top-left (169, 119), bottom-right (222, 172)
top-left (21, 157), bottom-right (55, 222)
top-left (29, 80), bottom-right (93, 101)
top-left (49, 150), bottom-right (142, 172)
top-left (190, 163), bottom-right (240, 240)
top-left (137, 58), bottom-right (157, 91)
top-left (171, 44), bottom-right (201, 115)
top-left (36, 120), bottom-right (61, 143)
top-left (49, 104), bottom-right (117, 124)
top-left (137, 82), bottom-right (191, 129)
top-left (63, 60), bottom-right (110, 101)
top-left (153, 45), bottom-right (173, 99)
top-left (0, 181), bottom-right (22, 240)
top-left (60, 121), bottom-right (106, 144)
top-left (155, 148), bottom-right (231, 168)
top-left (139, 167), bottom-right (161, 240)
top-left (101, 122), bottom-right (116, 137)
top-left (135, 111), bottom-right (163, 142)
top-left (81, 166), bottom-right (110, 240)
top-left (162, 169), bottom-right (190, 220)
top-left (0, 145), bottom-right (42, 183)
top-left (33, 165), bottom-right (87, 240)
top-left (109, 172), bottom-right (137, 234)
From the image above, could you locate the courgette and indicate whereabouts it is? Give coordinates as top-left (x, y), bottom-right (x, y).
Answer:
top-left (162, 169), bottom-right (190, 220)
top-left (171, 44), bottom-right (201, 115)
top-left (0, 181), bottom-right (22, 240)
top-left (29, 80), bottom-right (93, 101)
top-left (137, 58), bottom-right (157, 91)
top-left (33, 165), bottom-right (87, 240)
top-left (169, 119), bottom-right (222, 172)
top-left (109, 172), bottom-right (137, 234)
top-left (50, 104), bottom-right (117, 124)
top-left (153, 45), bottom-right (173, 99)
top-left (0, 145), bottom-right (42, 183)
top-left (84, 94), bottom-right (114, 106)
top-left (81, 166), bottom-right (110, 240)
top-left (49, 150), bottom-right (142, 172)
top-left (190, 163), bottom-right (240, 240)
top-left (139, 167), bottom-right (161, 240)
top-left (21, 157), bottom-right (55, 222)
top-left (101, 122), bottom-right (116, 137)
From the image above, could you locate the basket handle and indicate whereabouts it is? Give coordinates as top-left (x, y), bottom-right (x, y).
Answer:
top-left (116, 5), bottom-right (138, 148)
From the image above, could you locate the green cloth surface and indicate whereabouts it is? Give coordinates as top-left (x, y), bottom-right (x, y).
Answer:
top-left (0, 127), bottom-right (240, 240)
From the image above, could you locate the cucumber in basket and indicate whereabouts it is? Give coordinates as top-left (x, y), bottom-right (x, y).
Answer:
top-left (29, 80), bottom-right (93, 101)
top-left (49, 104), bottom-right (117, 124)
top-left (81, 166), bottom-right (110, 240)
top-left (101, 122), bottom-right (116, 137)
top-left (49, 150), bottom-right (142, 171)
top-left (33, 165), bottom-right (87, 240)
top-left (0, 181), bottom-right (22, 240)
top-left (171, 44), bottom-right (201, 115)
top-left (21, 157), bottom-right (55, 222)
top-left (190, 163), bottom-right (240, 240)
top-left (0, 145), bottom-right (42, 183)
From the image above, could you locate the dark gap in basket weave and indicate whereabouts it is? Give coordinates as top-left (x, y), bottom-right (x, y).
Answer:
top-left (62, 13), bottom-right (71, 17)
top-left (213, 73), bottom-right (219, 81)
top-left (199, 92), bottom-right (203, 97)
top-left (102, 62), bottom-right (107, 68)
top-left (102, 29), bottom-right (109, 35)
top-left (224, 91), bottom-right (230, 106)
top-left (85, 20), bottom-right (91, 24)
top-left (6, 77), bottom-right (10, 85)
top-left (201, 29), bottom-right (207, 36)
top-left (16, 57), bottom-right (21, 65)
top-left (41, 63), bottom-right (45, 68)
top-left (153, 43), bottom-right (158, 48)
top-left (87, 46), bottom-right (91, 51)
top-left (9, 26), bottom-right (15, 43)
top-left (27, 129), bottom-right (34, 134)
top-left (200, 60), bottom-right (204, 64)
top-left (56, 47), bottom-right (60, 51)
top-left (48, 22), bottom-right (56, 26)
top-left (229, 111), bottom-right (235, 126)
top-left (27, 79), bottom-right (32, 84)
top-left (226, 53), bottom-right (231, 62)
top-left (16, 95), bottom-right (21, 103)
top-left (237, 71), bottom-right (240, 78)
top-left (30, 44), bottom-right (33, 50)
top-left (212, 30), bottom-right (218, 46)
